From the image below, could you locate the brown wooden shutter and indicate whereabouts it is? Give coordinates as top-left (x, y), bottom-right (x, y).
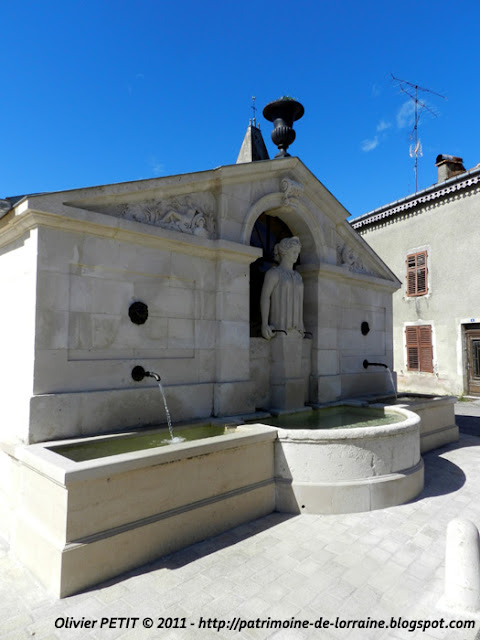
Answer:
top-left (406, 251), bottom-right (428, 296)
top-left (416, 252), bottom-right (427, 294)
top-left (406, 327), bottom-right (419, 370)
top-left (418, 325), bottom-right (433, 373)
top-left (405, 325), bottom-right (433, 372)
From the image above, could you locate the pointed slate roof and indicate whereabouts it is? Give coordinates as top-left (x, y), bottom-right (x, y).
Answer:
top-left (236, 124), bottom-right (270, 164)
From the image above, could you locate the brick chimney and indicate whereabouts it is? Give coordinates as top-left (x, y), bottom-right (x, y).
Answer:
top-left (435, 154), bottom-right (466, 182)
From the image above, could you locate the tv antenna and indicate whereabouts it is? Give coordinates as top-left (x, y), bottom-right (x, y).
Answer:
top-left (391, 74), bottom-right (447, 191)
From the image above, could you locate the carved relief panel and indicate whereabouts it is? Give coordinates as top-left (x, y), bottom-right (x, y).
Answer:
top-left (76, 193), bottom-right (217, 239)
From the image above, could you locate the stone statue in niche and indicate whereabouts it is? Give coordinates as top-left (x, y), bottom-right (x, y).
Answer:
top-left (260, 236), bottom-right (304, 340)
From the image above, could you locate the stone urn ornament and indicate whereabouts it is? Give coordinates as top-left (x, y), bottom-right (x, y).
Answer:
top-left (263, 97), bottom-right (304, 158)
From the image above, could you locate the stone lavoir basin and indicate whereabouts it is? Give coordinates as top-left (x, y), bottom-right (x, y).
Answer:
top-left (265, 405), bottom-right (424, 516)
top-left (48, 421), bottom-right (230, 462)
top-left (11, 422), bottom-right (277, 598)
top-left (368, 394), bottom-right (458, 454)
top-left (9, 404), bottom-right (423, 597)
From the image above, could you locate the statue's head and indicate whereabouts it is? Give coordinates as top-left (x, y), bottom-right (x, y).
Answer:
top-left (274, 236), bottom-right (301, 262)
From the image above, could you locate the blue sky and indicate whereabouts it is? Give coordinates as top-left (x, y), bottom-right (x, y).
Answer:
top-left (1, 0), bottom-right (479, 217)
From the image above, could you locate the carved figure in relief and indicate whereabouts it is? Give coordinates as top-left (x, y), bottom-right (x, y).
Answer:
top-left (125, 196), bottom-right (215, 238)
top-left (281, 177), bottom-right (304, 202)
top-left (337, 243), bottom-right (367, 273)
top-left (161, 197), bottom-right (198, 232)
top-left (260, 236), bottom-right (304, 340)
top-left (337, 244), bottom-right (356, 269)
top-left (191, 213), bottom-right (209, 237)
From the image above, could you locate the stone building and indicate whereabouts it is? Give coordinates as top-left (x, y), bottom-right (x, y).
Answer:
top-left (352, 155), bottom-right (480, 397)
top-left (0, 109), bottom-right (399, 446)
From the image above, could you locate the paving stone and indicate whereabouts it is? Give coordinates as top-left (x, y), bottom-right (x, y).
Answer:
top-left (0, 613), bottom-right (35, 635)
top-left (237, 595), bottom-right (271, 618)
top-left (2, 633), bottom-right (35, 640)
top-left (266, 630), bottom-right (310, 640)
top-left (342, 559), bottom-right (379, 588)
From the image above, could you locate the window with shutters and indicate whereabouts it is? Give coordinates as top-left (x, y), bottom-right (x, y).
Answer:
top-left (406, 251), bottom-right (428, 296)
top-left (405, 325), bottom-right (434, 373)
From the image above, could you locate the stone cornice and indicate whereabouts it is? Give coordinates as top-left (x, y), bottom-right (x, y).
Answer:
top-left (0, 206), bottom-right (261, 263)
top-left (297, 262), bottom-right (400, 291)
top-left (351, 168), bottom-right (480, 231)
top-left (8, 156), bottom-right (352, 229)
top-left (9, 159), bottom-right (300, 210)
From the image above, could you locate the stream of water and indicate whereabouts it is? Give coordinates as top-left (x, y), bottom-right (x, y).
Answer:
top-left (386, 367), bottom-right (398, 401)
top-left (157, 381), bottom-right (185, 443)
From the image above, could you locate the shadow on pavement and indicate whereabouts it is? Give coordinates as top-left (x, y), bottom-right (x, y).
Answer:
top-left (456, 414), bottom-right (480, 437)
top-left (413, 428), bottom-right (480, 501)
top-left (82, 512), bottom-right (295, 595)
top-left (416, 454), bottom-right (466, 499)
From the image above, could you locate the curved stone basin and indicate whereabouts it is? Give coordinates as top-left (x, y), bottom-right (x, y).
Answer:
top-left (254, 405), bottom-right (424, 515)
top-left (368, 394), bottom-right (458, 453)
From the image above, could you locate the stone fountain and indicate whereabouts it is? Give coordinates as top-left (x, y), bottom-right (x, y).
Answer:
top-left (0, 98), bottom-right (456, 597)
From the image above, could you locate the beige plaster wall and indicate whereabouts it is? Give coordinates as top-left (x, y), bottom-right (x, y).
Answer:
top-left (359, 189), bottom-right (480, 395)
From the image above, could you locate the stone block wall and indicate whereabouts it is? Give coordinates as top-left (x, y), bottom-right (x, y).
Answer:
top-left (3, 213), bottom-right (260, 442)
top-left (0, 228), bottom-right (38, 443)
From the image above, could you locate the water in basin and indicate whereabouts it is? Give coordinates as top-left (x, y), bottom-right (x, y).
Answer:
top-left (49, 423), bottom-right (227, 462)
top-left (368, 394), bottom-right (443, 405)
top-left (256, 406), bottom-right (404, 430)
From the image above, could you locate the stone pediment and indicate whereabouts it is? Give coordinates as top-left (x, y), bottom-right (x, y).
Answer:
top-left (66, 192), bottom-right (217, 239)
top-left (18, 156), bottom-right (398, 286)
top-left (333, 225), bottom-right (397, 283)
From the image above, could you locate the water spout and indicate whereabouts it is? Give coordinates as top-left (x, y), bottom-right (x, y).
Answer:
top-left (363, 360), bottom-right (388, 369)
top-left (131, 366), bottom-right (184, 443)
top-left (131, 365), bottom-right (161, 382)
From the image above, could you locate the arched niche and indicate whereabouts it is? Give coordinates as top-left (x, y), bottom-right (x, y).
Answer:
top-left (245, 191), bottom-right (324, 337)
top-left (247, 205), bottom-right (321, 337)
top-left (242, 192), bottom-right (325, 266)
top-left (249, 213), bottom-right (295, 337)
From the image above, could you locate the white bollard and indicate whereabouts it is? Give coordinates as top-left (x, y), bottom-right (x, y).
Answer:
top-left (444, 519), bottom-right (480, 612)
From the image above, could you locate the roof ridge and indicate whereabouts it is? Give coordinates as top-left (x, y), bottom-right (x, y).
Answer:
top-left (352, 166), bottom-right (480, 229)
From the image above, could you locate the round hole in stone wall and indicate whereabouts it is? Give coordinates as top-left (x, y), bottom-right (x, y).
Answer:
top-left (129, 301), bottom-right (149, 325)
top-left (131, 365), bottom-right (147, 381)
top-left (361, 321), bottom-right (370, 336)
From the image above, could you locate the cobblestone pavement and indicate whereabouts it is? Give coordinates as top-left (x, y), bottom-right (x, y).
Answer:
top-left (2, 403), bottom-right (480, 640)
